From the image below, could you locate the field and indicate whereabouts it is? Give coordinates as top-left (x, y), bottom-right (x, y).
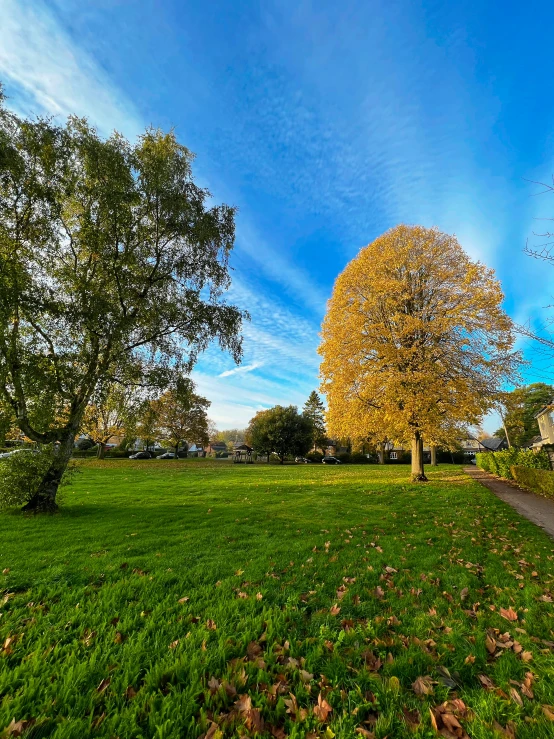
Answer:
top-left (1, 461), bottom-right (554, 738)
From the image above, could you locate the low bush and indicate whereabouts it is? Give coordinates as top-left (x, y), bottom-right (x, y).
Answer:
top-left (476, 449), bottom-right (550, 479)
top-left (350, 452), bottom-right (375, 464)
top-left (336, 453), bottom-right (352, 463)
top-left (306, 451), bottom-right (324, 463)
top-left (512, 466), bottom-right (554, 499)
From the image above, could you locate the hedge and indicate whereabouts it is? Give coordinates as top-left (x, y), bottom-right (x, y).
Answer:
top-left (511, 466), bottom-right (554, 500)
top-left (476, 448), bottom-right (550, 479)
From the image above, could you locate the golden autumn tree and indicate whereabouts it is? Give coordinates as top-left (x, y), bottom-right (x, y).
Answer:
top-left (82, 385), bottom-right (139, 458)
top-left (319, 225), bottom-right (520, 481)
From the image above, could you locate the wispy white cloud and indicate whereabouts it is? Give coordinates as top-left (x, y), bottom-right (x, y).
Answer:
top-left (0, 0), bottom-right (142, 137)
top-left (219, 361), bottom-right (263, 378)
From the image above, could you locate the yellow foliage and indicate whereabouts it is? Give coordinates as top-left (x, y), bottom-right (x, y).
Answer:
top-left (319, 225), bottom-right (519, 452)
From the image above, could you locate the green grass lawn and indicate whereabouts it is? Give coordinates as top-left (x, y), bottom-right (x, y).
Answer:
top-left (1, 461), bottom-right (554, 739)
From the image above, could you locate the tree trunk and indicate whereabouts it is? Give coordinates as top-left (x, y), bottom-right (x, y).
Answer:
top-left (430, 444), bottom-right (437, 466)
top-left (22, 434), bottom-right (74, 513)
top-left (378, 441), bottom-right (385, 465)
top-left (411, 431), bottom-right (428, 482)
top-left (267, 452), bottom-right (270, 463)
top-left (175, 442), bottom-right (179, 458)
top-left (97, 443), bottom-right (107, 459)
top-left (279, 454), bottom-right (284, 465)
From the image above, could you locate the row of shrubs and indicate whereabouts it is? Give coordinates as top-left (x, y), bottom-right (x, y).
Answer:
top-left (511, 467), bottom-right (554, 499)
top-left (476, 448), bottom-right (551, 479)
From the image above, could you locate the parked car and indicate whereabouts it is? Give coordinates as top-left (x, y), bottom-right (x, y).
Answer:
top-left (156, 452), bottom-right (176, 459)
top-left (322, 456), bottom-right (341, 464)
top-left (0, 448), bottom-right (39, 460)
top-left (129, 451), bottom-right (151, 459)
top-left (295, 457), bottom-right (311, 463)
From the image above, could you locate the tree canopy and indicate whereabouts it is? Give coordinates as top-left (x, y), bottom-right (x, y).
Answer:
top-left (246, 406), bottom-right (313, 463)
top-left (0, 97), bottom-right (246, 509)
top-left (303, 391), bottom-right (327, 452)
top-left (319, 225), bottom-right (520, 480)
top-left (494, 383), bottom-right (553, 447)
top-left (153, 379), bottom-right (210, 456)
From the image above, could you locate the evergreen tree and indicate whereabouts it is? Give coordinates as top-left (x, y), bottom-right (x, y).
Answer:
top-left (303, 391), bottom-right (327, 452)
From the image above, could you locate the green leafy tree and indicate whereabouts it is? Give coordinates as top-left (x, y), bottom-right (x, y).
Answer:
top-left (246, 406), bottom-right (313, 464)
top-left (153, 379), bottom-right (210, 457)
top-left (303, 391), bottom-right (327, 452)
top-left (135, 402), bottom-right (161, 454)
top-left (494, 384), bottom-right (554, 448)
top-left (0, 91), bottom-right (245, 510)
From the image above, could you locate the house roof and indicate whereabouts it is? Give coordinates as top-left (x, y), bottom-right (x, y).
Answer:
top-left (234, 443), bottom-right (253, 451)
top-left (479, 437), bottom-right (506, 451)
top-left (534, 401), bottom-right (554, 419)
top-left (188, 444), bottom-right (204, 452)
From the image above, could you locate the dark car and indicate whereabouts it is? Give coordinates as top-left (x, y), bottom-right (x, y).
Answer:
top-left (322, 456), bottom-right (341, 464)
top-left (129, 451), bottom-right (151, 459)
top-left (156, 452), bottom-right (176, 459)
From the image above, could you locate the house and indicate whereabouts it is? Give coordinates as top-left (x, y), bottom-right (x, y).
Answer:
top-left (325, 439), bottom-right (350, 456)
top-left (534, 402), bottom-right (554, 447)
top-left (459, 436), bottom-right (508, 459)
top-left (187, 444), bottom-right (205, 458)
top-left (205, 441), bottom-right (228, 455)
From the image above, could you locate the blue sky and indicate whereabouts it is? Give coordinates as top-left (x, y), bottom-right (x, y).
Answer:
top-left (2, 0), bottom-right (554, 430)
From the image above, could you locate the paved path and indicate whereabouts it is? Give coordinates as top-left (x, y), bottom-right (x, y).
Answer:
top-left (464, 466), bottom-right (554, 539)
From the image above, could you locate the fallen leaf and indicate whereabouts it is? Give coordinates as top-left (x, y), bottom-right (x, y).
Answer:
top-left (509, 687), bottom-right (523, 707)
top-left (500, 607), bottom-right (518, 622)
top-left (96, 678), bottom-right (111, 693)
top-left (3, 719), bottom-right (34, 737)
top-left (521, 651), bottom-right (533, 662)
top-left (413, 676), bottom-right (434, 696)
top-left (330, 604), bottom-right (341, 616)
top-left (169, 640), bottom-right (179, 649)
top-left (543, 705), bottom-right (554, 720)
top-left (206, 619), bottom-right (217, 630)
top-left (313, 692), bottom-right (332, 722)
top-left (178, 597), bottom-right (189, 604)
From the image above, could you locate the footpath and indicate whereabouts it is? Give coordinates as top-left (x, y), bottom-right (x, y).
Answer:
top-left (464, 466), bottom-right (554, 539)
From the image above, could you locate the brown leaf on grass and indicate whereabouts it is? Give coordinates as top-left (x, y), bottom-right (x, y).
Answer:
top-left (96, 678), bottom-right (111, 693)
top-left (247, 641), bottom-right (262, 660)
top-left (300, 670), bottom-right (313, 683)
top-left (206, 619), bottom-right (217, 630)
top-left (543, 705), bottom-right (554, 720)
top-left (2, 568), bottom-right (10, 575)
top-left (355, 728), bottom-right (375, 738)
top-left (201, 722), bottom-right (221, 739)
top-left (521, 651), bottom-right (533, 662)
top-left (492, 721), bottom-right (516, 738)
top-left (500, 607), bottom-right (518, 622)
top-left (3, 719), bottom-right (35, 737)
top-left (430, 701), bottom-right (470, 739)
top-left (402, 707), bottom-right (421, 730)
top-left (313, 692), bottom-right (332, 722)
top-left (464, 655), bottom-right (475, 664)
top-left (413, 676), bottom-right (434, 696)
top-left (509, 687), bottom-right (523, 707)
top-left (329, 604), bottom-right (341, 616)
top-left (324, 640), bottom-right (334, 651)
top-left (178, 597), bottom-right (189, 603)
top-left (361, 650), bottom-right (382, 671)
top-left (374, 586), bottom-right (385, 599)
top-left (235, 694), bottom-right (252, 713)
top-left (124, 686), bottom-right (137, 699)
top-left (336, 586), bottom-right (347, 600)
top-left (120, 562), bottom-right (128, 569)
top-left (169, 640), bottom-right (179, 650)
top-left (256, 592), bottom-right (263, 600)
top-left (245, 708), bottom-right (264, 732)
top-left (485, 634), bottom-right (497, 654)
top-left (268, 725), bottom-right (287, 739)
top-left (460, 588), bottom-right (469, 601)
top-left (478, 674), bottom-right (495, 690)
top-left (114, 632), bottom-right (126, 644)
top-left (237, 592), bottom-right (249, 599)
top-left (208, 676), bottom-right (221, 694)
